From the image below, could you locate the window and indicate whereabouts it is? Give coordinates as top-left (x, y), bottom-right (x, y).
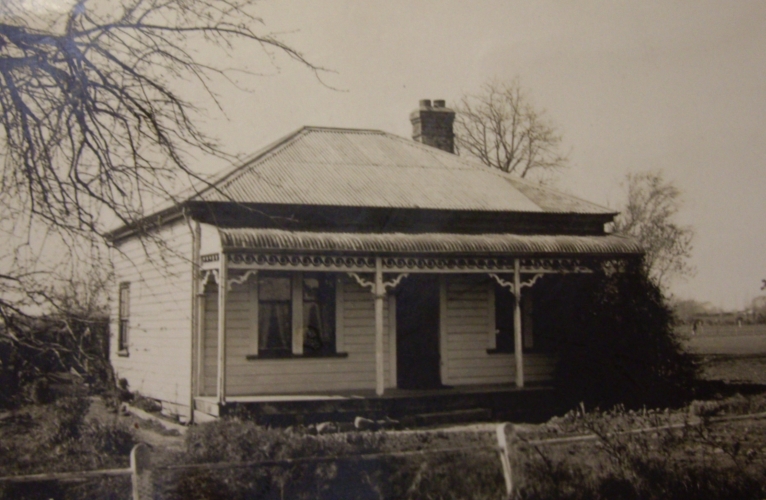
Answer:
top-left (118, 282), bottom-right (130, 354)
top-left (256, 272), bottom-right (336, 357)
top-left (493, 283), bottom-right (533, 353)
top-left (258, 273), bottom-right (292, 354)
top-left (302, 273), bottom-right (336, 355)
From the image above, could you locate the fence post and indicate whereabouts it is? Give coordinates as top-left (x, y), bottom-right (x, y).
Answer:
top-left (131, 444), bottom-right (153, 500)
top-left (496, 423), bottom-right (514, 499)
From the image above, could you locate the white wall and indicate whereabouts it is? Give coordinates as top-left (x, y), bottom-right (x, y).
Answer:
top-left (444, 275), bottom-right (555, 385)
top-left (201, 275), bottom-right (392, 396)
top-left (201, 272), bottom-right (555, 396)
top-left (110, 218), bottom-right (195, 415)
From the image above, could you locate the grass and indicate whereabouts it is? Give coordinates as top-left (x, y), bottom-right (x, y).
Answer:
top-left (696, 353), bottom-right (766, 386)
top-left (684, 324), bottom-right (766, 355)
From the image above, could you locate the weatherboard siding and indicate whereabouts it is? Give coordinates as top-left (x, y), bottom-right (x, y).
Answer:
top-left (201, 272), bottom-right (554, 397)
top-left (444, 275), bottom-right (555, 385)
top-left (110, 219), bottom-right (194, 414)
top-left (201, 285), bottom-right (218, 396)
top-left (222, 276), bottom-right (392, 396)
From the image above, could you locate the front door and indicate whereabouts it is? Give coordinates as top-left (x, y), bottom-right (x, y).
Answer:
top-left (396, 274), bottom-right (441, 389)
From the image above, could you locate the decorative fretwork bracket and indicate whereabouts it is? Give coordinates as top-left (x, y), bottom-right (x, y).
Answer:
top-left (383, 273), bottom-right (409, 292)
top-left (489, 272), bottom-right (544, 296)
top-left (347, 272), bottom-right (409, 297)
top-left (227, 270), bottom-right (258, 291)
top-left (347, 272), bottom-right (374, 292)
top-left (199, 269), bottom-right (219, 293)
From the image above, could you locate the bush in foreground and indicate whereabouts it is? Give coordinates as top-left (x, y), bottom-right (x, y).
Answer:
top-left (0, 313), bottom-right (111, 409)
top-left (156, 418), bottom-right (504, 500)
top-left (154, 402), bottom-right (766, 500)
top-left (0, 396), bottom-right (136, 500)
top-left (554, 262), bottom-right (698, 410)
top-left (517, 404), bottom-right (766, 500)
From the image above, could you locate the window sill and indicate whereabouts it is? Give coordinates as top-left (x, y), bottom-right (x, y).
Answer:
top-left (486, 348), bottom-right (514, 355)
top-left (117, 350), bottom-right (129, 357)
top-left (486, 349), bottom-right (555, 355)
top-left (246, 352), bottom-right (349, 360)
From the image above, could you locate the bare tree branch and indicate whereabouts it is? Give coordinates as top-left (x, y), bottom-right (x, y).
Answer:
top-left (0, 0), bottom-right (324, 364)
top-left (454, 78), bottom-right (567, 180)
top-left (613, 170), bottom-right (696, 289)
top-left (0, 0), bottom-right (324, 242)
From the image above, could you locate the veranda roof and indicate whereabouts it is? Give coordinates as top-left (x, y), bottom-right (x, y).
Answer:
top-left (218, 228), bottom-right (643, 257)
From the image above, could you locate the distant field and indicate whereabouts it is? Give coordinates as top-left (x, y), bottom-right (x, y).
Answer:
top-left (681, 324), bottom-right (766, 355)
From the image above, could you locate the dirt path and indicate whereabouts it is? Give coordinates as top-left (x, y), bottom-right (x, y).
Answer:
top-left (86, 397), bottom-right (185, 452)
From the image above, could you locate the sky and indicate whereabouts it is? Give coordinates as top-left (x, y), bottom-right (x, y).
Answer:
top-left (180, 1), bottom-right (764, 310)
top-left (30, 0), bottom-right (766, 310)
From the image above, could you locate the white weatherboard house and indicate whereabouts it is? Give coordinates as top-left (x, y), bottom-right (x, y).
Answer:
top-left (108, 100), bottom-right (642, 424)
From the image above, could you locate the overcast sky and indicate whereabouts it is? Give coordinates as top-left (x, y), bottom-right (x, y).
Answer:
top-left (184, 1), bottom-right (763, 310)
top-left (30, 0), bottom-right (763, 310)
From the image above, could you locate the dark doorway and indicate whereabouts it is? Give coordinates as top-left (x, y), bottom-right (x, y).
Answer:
top-left (396, 274), bottom-right (442, 389)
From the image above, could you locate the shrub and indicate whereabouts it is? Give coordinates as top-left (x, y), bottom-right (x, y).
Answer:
top-left (156, 418), bottom-right (506, 499)
top-left (83, 419), bottom-right (136, 457)
top-left (47, 396), bottom-right (91, 445)
top-left (132, 392), bottom-right (162, 413)
top-left (0, 313), bottom-right (111, 409)
top-left (0, 396), bottom-right (136, 500)
top-left (553, 262), bottom-right (698, 410)
top-left (517, 406), bottom-right (766, 500)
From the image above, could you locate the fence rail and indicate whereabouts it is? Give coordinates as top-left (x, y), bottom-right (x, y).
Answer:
top-left (0, 423), bottom-right (515, 500)
top-left (3, 411), bottom-right (765, 499)
top-left (0, 467), bottom-right (131, 484)
top-left (523, 409), bottom-right (766, 447)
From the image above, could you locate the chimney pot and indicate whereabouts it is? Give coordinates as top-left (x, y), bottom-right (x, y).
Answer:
top-left (410, 99), bottom-right (455, 154)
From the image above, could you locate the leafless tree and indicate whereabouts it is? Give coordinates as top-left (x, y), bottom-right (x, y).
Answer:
top-left (0, 0), bottom-right (321, 389)
top-left (454, 79), bottom-right (567, 179)
top-left (0, 0), bottom-right (321, 241)
top-left (613, 171), bottom-right (695, 290)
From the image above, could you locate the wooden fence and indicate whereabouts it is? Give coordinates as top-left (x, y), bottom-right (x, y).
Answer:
top-left (3, 411), bottom-right (766, 499)
top-left (0, 423), bottom-right (516, 500)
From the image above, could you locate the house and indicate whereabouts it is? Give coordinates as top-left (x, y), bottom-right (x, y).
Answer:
top-left (108, 100), bottom-right (642, 424)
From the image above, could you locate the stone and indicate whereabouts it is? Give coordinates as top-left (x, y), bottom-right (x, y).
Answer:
top-left (354, 416), bottom-right (377, 431)
top-left (316, 421), bottom-right (338, 434)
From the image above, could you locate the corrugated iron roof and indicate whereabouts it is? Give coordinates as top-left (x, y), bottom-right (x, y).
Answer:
top-left (219, 228), bottom-right (643, 256)
top-left (194, 127), bottom-right (614, 215)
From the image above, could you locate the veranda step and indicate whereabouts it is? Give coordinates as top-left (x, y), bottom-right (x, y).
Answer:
top-left (403, 408), bottom-right (492, 427)
top-left (194, 398), bottom-right (220, 417)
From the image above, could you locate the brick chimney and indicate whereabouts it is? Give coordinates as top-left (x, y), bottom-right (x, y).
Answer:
top-left (410, 99), bottom-right (456, 154)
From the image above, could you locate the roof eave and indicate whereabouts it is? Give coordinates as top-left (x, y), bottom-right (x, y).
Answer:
top-left (106, 204), bottom-right (187, 243)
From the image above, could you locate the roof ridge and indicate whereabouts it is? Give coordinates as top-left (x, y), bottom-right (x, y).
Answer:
top-left (190, 126), bottom-right (313, 200)
top-left (195, 127), bottom-right (395, 197)
top-left (302, 126), bottom-right (386, 134)
top-left (374, 130), bottom-right (493, 170)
